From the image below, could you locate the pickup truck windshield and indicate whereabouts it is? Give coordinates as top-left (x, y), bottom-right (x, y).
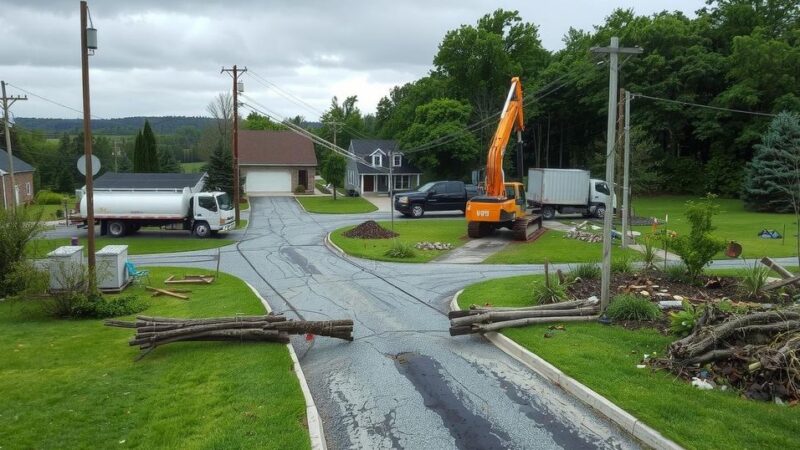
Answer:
top-left (216, 193), bottom-right (234, 211)
top-left (417, 182), bottom-right (436, 193)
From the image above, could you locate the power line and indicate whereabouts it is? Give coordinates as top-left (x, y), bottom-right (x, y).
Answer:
top-left (5, 82), bottom-right (107, 120)
top-left (631, 93), bottom-right (777, 117)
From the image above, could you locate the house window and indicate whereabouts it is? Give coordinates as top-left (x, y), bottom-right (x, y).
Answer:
top-left (372, 155), bottom-right (382, 167)
top-left (393, 154), bottom-right (402, 167)
top-left (393, 175), bottom-right (412, 190)
top-left (26, 182), bottom-right (31, 196)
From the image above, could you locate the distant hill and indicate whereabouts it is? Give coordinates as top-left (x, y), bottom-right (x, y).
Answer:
top-left (15, 116), bottom-right (215, 135)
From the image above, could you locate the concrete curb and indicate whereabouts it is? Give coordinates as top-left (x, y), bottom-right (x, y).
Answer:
top-left (324, 232), bottom-right (346, 256)
top-left (450, 290), bottom-right (682, 450)
top-left (294, 197), bottom-right (309, 214)
top-left (245, 282), bottom-right (327, 450)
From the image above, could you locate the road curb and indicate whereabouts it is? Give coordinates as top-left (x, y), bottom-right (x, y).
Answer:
top-left (294, 196), bottom-right (309, 214)
top-left (450, 290), bottom-right (683, 450)
top-left (324, 232), bottom-right (346, 256)
top-left (246, 281), bottom-right (327, 450)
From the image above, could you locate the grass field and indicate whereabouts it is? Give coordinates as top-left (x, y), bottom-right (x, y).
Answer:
top-left (29, 236), bottom-right (234, 259)
top-left (297, 196), bottom-right (377, 214)
top-left (331, 219), bottom-right (466, 263)
top-left (632, 196), bottom-right (798, 259)
top-left (0, 267), bottom-right (309, 449)
top-left (181, 162), bottom-right (206, 173)
top-left (458, 275), bottom-right (799, 450)
top-left (25, 197), bottom-right (77, 222)
top-left (484, 229), bottom-right (642, 264)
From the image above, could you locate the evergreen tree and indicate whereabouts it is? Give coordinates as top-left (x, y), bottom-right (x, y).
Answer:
top-left (742, 111), bottom-right (800, 212)
top-left (133, 130), bottom-right (144, 172)
top-left (203, 140), bottom-right (234, 195)
top-left (159, 147), bottom-right (180, 173)
top-left (117, 152), bottom-right (132, 173)
top-left (141, 120), bottom-right (159, 172)
top-left (56, 167), bottom-right (74, 193)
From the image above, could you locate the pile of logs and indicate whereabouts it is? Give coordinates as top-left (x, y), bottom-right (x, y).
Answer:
top-left (449, 298), bottom-right (600, 335)
top-left (106, 314), bottom-right (354, 355)
top-left (655, 306), bottom-right (800, 401)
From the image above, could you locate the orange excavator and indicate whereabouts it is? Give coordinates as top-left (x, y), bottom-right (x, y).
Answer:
top-left (465, 77), bottom-right (542, 241)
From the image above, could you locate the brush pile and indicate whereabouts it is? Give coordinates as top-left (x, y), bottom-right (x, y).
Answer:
top-left (106, 314), bottom-right (354, 353)
top-left (654, 306), bottom-right (800, 402)
top-left (343, 220), bottom-right (398, 239)
top-left (449, 298), bottom-right (600, 335)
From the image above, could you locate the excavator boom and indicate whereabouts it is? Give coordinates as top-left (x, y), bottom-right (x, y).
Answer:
top-left (485, 77), bottom-right (524, 198)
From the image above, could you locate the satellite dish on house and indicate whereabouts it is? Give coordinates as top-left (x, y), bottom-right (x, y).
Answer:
top-left (77, 155), bottom-right (101, 176)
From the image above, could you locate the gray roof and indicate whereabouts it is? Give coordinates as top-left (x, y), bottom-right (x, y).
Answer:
top-left (0, 147), bottom-right (35, 174)
top-left (348, 139), bottom-right (421, 174)
top-left (93, 172), bottom-right (205, 190)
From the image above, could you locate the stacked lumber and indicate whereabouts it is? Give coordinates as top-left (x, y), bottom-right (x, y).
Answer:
top-left (106, 314), bottom-right (354, 353)
top-left (654, 306), bottom-right (800, 401)
top-left (449, 298), bottom-right (600, 335)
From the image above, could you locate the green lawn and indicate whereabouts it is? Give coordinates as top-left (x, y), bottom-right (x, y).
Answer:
top-left (25, 197), bottom-right (77, 222)
top-left (297, 196), bottom-right (377, 214)
top-left (458, 275), bottom-right (799, 450)
top-left (331, 219), bottom-right (466, 263)
top-left (29, 236), bottom-right (234, 259)
top-left (632, 195), bottom-right (798, 259)
top-left (0, 267), bottom-right (309, 449)
top-left (237, 219), bottom-right (248, 230)
top-left (181, 162), bottom-right (206, 173)
top-left (484, 229), bottom-right (642, 264)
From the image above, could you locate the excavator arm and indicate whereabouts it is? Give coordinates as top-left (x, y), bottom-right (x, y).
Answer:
top-left (484, 77), bottom-right (524, 198)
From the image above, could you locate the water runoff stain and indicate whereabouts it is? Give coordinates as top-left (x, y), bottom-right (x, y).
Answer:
top-left (393, 352), bottom-right (511, 450)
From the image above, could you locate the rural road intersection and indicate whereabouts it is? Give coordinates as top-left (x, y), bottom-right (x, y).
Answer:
top-left (133, 197), bottom-right (641, 449)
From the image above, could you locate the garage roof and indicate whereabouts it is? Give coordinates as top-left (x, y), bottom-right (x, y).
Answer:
top-left (238, 130), bottom-right (317, 166)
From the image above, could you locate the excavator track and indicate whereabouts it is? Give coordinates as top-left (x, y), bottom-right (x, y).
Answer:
top-left (512, 215), bottom-right (544, 241)
top-left (467, 221), bottom-right (493, 238)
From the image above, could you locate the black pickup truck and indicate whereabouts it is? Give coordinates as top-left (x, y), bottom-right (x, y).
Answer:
top-left (394, 181), bottom-right (479, 218)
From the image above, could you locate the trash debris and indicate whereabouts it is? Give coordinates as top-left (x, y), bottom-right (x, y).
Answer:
top-left (691, 377), bottom-right (714, 390)
top-left (415, 241), bottom-right (453, 250)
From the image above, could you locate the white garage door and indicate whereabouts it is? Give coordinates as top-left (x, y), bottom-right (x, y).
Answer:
top-left (245, 169), bottom-right (292, 193)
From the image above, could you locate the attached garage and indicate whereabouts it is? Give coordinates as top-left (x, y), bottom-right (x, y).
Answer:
top-left (238, 130), bottom-right (317, 196)
top-left (244, 168), bottom-right (292, 194)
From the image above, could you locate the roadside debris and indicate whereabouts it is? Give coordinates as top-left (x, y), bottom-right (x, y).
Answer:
top-left (164, 274), bottom-right (215, 284)
top-left (449, 297), bottom-right (600, 335)
top-left (415, 241), bottom-right (453, 250)
top-left (343, 220), bottom-right (398, 239)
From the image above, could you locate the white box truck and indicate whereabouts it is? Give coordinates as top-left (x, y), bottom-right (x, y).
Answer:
top-left (527, 168), bottom-right (614, 219)
top-left (78, 173), bottom-right (235, 238)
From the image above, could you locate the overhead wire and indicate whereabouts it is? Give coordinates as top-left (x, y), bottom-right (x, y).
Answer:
top-left (631, 93), bottom-right (777, 117)
top-left (5, 82), bottom-right (107, 120)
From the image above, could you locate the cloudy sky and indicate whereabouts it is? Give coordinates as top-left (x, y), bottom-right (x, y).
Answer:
top-left (1, 0), bottom-right (706, 121)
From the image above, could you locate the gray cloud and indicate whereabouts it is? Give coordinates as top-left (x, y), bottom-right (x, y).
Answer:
top-left (1, 0), bottom-right (705, 119)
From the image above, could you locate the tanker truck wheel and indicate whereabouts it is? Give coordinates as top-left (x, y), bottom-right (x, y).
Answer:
top-left (193, 221), bottom-right (211, 238)
top-left (108, 220), bottom-right (127, 238)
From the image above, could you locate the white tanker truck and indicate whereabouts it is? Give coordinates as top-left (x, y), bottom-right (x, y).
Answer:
top-left (78, 172), bottom-right (235, 238)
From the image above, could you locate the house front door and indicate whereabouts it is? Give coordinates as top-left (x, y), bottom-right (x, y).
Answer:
top-left (363, 175), bottom-right (374, 192)
top-left (377, 175), bottom-right (388, 193)
top-left (299, 170), bottom-right (308, 189)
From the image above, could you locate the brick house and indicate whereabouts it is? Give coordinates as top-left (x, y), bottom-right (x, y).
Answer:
top-left (0, 147), bottom-right (35, 208)
top-left (237, 130), bottom-right (317, 194)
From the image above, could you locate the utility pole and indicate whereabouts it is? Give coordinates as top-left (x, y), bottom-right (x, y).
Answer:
top-left (621, 90), bottom-right (633, 249)
top-left (591, 37), bottom-right (642, 312)
top-left (113, 139), bottom-right (119, 172)
top-left (615, 88), bottom-right (625, 219)
top-left (221, 65), bottom-right (246, 227)
top-left (1, 81), bottom-right (26, 209)
top-left (80, 0), bottom-right (98, 285)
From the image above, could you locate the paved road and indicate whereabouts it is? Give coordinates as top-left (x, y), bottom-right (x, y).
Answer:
top-left (135, 197), bottom-right (639, 450)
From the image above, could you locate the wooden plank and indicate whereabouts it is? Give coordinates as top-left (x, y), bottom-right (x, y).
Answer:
top-left (760, 257), bottom-right (794, 279)
top-left (145, 286), bottom-right (189, 300)
top-left (763, 275), bottom-right (800, 291)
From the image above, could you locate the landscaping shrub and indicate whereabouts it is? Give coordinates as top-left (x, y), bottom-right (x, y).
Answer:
top-left (641, 235), bottom-right (657, 270)
top-left (35, 190), bottom-right (65, 205)
top-left (737, 262), bottom-right (771, 299)
top-left (671, 194), bottom-right (726, 281)
top-left (606, 294), bottom-right (660, 321)
top-left (570, 263), bottom-right (600, 280)
top-left (46, 262), bottom-right (147, 318)
top-left (664, 263), bottom-right (690, 283)
top-left (531, 276), bottom-right (570, 305)
top-left (294, 184), bottom-right (307, 194)
top-left (0, 207), bottom-right (43, 297)
top-left (384, 240), bottom-right (416, 258)
top-left (669, 302), bottom-right (698, 336)
top-left (611, 254), bottom-right (634, 274)
top-left (3, 261), bottom-right (48, 298)
top-left (70, 294), bottom-right (147, 318)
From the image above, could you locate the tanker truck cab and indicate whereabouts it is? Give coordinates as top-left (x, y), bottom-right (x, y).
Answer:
top-left (191, 192), bottom-right (236, 237)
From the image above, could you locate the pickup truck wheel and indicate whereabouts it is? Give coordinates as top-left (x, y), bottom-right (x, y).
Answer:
top-left (595, 205), bottom-right (606, 219)
top-left (193, 221), bottom-right (211, 238)
top-left (542, 206), bottom-right (556, 220)
top-left (108, 220), bottom-right (127, 238)
top-left (411, 204), bottom-right (424, 218)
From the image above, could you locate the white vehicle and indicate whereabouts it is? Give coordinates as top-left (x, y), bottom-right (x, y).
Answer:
top-left (78, 172), bottom-right (235, 238)
top-left (527, 168), bottom-right (615, 219)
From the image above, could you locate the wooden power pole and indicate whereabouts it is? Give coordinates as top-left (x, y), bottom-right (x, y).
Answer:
top-left (1, 81), bottom-right (27, 209)
top-left (221, 65), bottom-right (246, 227)
top-left (80, 0), bottom-right (98, 285)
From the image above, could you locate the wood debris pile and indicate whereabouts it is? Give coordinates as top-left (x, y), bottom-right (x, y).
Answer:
top-left (653, 306), bottom-right (800, 402)
top-left (449, 298), bottom-right (600, 335)
top-left (563, 221), bottom-right (602, 243)
top-left (106, 315), bottom-right (354, 357)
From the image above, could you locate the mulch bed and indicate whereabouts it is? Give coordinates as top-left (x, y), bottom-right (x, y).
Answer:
top-left (568, 272), bottom-right (741, 303)
top-left (343, 220), bottom-right (398, 239)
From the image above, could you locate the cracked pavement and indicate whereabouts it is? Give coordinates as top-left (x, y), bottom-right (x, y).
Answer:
top-left (131, 196), bottom-right (644, 449)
